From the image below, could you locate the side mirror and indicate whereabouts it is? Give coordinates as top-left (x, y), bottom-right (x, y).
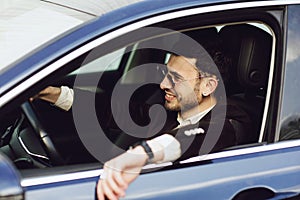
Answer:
top-left (0, 152), bottom-right (24, 200)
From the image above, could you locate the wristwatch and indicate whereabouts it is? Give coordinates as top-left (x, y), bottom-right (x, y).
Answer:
top-left (130, 140), bottom-right (154, 164)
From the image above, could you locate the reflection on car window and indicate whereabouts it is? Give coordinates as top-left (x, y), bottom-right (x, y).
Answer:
top-left (71, 47), bottom-right (126, 74)
top-left (279, 5), bottom-right (300, 141)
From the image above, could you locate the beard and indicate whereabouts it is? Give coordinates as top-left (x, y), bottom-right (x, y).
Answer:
top-left (164, 100), bottom-right (181, 111)
top-left (164, 83), bottom-right (201, 112)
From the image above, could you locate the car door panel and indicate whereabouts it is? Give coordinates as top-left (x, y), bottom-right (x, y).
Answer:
top-left (124, 143), bottom-right (300, 199)
top-left (20, 142), bottom-right (300, 199)
top-left (24, 178), bottom-right (97, 200)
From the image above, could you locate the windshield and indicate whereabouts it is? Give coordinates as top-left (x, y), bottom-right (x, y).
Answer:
top-left (0, 0), bottom-right (143, 72)
top-left (0, 0), bottom-right (97, 73)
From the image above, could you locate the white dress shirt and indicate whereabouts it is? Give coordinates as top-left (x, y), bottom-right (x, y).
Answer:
top-left (54, 86), bottom-right (74, 111)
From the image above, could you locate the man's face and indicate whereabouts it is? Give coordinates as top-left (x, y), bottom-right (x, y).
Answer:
top-left (160, 55), bottom-right (203, 112)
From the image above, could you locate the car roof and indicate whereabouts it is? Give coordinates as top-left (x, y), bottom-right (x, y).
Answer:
top-left (0, 0), bottom-right (285, 97)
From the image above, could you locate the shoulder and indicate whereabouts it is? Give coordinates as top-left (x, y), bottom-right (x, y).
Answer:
top-left (210, 99), bottom-right (251, 123)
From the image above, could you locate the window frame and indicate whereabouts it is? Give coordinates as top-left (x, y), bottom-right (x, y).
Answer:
top-left (0, 1), bottom-right (291, 187)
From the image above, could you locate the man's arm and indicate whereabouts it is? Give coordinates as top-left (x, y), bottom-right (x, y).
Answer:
top-left (97, 134), bottom-right (181, 200)
top-left (32, 86), bottom-right (74, 111)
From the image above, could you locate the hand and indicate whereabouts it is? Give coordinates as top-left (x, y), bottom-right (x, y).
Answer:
top-left (96, 146), bottom-right (148, 200)
top-left (30, 86), bottom-right (61, 104)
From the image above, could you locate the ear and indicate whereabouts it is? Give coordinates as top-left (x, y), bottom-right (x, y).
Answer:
top-left (201, 77), bottom-right (218, 96)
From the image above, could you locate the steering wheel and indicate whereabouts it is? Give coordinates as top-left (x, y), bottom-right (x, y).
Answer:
top-left (21, 101), bottom-right (64, 165)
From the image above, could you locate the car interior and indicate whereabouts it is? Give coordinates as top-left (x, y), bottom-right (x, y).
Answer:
top-left (0, 21), bottom-right (273, 170)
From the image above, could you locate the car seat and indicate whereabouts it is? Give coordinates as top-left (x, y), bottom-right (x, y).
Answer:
top-left (219, 23), bottom-right (273, 144)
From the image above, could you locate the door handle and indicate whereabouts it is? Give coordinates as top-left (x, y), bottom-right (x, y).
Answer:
top-left (233, 187), bottom-right (300, 200)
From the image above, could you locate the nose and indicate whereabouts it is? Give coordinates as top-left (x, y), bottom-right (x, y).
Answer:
top-left (160, 75), bottom-right (172, 90)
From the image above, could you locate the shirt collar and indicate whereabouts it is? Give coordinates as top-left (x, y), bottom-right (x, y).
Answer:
top-left (177, 105), bottom-right (215, 127)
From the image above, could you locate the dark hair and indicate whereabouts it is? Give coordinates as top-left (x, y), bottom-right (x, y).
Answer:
top-left (170, 32), bottom-right (233, 100)
top-left (171, 35), bottom-right (231, 83)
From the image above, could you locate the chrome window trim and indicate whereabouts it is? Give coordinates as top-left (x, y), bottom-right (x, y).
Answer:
top-left (21, 161), bottom-right (172, 187)
top-left (180, 139), bottom-right (300, 164)
top-left (21, 168), bottom-right (102, 187)
top-left (0, 0), bottom-right (298, 107)
top-left (259, 26), bottom-right (277, 142)
top-left (21, 138), bottom-right (300, 187)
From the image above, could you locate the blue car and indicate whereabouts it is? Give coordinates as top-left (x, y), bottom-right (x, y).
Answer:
top-left (1, 0), bottom-right (300, 199)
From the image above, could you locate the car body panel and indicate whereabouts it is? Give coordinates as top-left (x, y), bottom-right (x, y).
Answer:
top-left (19, 141), bottom-right (300, 199)
top-left (125, 142), bottom-right (300, 199)
top-left (24, 177), bottom-right (98, 200)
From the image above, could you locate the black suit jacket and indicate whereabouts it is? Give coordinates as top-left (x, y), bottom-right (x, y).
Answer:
top-left (162, 103), bottom-right (248, 161)
top-left (96, 90), bottom-right (252, 161)
top-left (34, 87), bottom-right (252, 162)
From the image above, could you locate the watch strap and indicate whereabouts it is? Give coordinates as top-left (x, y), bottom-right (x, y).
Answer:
top-left (131, 140), bottom-right (154, 163)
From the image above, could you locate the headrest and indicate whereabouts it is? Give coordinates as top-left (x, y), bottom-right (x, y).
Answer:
top-left (219, 24), bottom-right (272, 90)
top-left (183, 27), bottom-right (219, 50)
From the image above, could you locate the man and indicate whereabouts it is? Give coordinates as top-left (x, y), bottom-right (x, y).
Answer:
top-left (34, 45), bottom-right (250, 200)
top-left (95, 49), bottom-right (243, 199)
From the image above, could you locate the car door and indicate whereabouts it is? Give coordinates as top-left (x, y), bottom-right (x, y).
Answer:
top-left (122, 3), bottom-right (300, 200)
top-left (121, 3), bottom-right (300, 200)
top-left (2, 1), bottom-right (300, 200)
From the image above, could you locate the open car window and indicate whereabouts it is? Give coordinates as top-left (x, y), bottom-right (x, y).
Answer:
top-left (0, 10), bottom-right (276, 174)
